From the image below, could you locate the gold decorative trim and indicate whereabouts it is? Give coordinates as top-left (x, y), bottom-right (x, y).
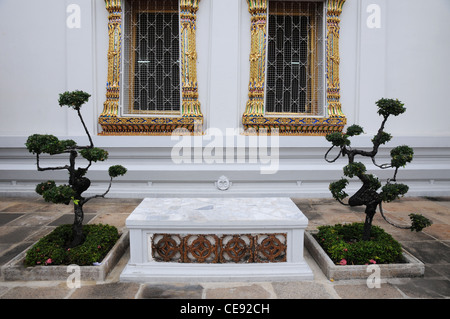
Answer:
top-left (244, 0), bottom-right (267, 118)
top-left (180, 0), bottom-right (202, 118)
top-left (242, 0), bottom-right (347, 135)
top-left (326, 0), bottom-right (346, 117)
top-left (99, 0), bottom-right (203, 135)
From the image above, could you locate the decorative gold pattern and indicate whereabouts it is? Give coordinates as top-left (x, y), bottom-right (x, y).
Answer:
top-left (244, 0), bottom-right (267, 118)
top-left (326, 0), bottom-right (346, 118)
top-left (102, 0), bottom-right (122, 120)
top-left (242, 0), bottom-right (347, 135)
top-left (180, 0), bottom-right (202, 118)
top-left (151, 233), bottom-right (287, 264)
top-left (99, 0), bottom-right (203, 135)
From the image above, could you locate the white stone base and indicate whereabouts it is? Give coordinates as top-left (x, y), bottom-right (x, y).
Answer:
top-left (120, 262), bottom-right (313, 283)
top-left (120, 197), bottom-right (313, 282)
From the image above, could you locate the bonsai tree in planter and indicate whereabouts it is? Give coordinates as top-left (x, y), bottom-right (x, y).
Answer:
top-left (324, 98), bottom-right (432, 241)
top-left (25, 90), bottom-right (127, 247)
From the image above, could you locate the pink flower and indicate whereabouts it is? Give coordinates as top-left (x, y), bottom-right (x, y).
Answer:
top-left (45, 258), bottom-right (52, 265)
top-left (339, 259), bottom-right (347, 265)
top-left (344, 248), bottom-right (348, 252)
top-left (97, 245), bottom-right (101, 249)
top-left (369, 259), bottom-right (376, 264)
top-left (36, 261), bottom-right (41, 265)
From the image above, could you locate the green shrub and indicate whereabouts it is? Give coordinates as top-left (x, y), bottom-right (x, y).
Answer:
top-left (390, 145), bottom-right (414, 168)
top-left (41, 184), bottom-right (76, 205)
top-left (315, 223), bottom-right (403, 265)
top-left (409, 213), bottom-right (433, 232)
top-left (343, 162), bottom-right (366, 178)
top-left (26, 90), bottom-right (127, 247)
top-left (329, 178), bottom-right (349, 201)
top-left (376, 98), bottom-right (406, 117)
top-left (24, 224), bottom-right (119, 267)
top-left (108, 165), bottom-right (128, 178)
top-left (58, 90), bottom-right (91, 110)
top-left (80, 147), bottom-right (109, 162)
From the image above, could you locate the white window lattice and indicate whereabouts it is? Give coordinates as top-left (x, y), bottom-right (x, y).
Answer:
top-left (122, 0), bottom-right (181, 114)
top-left (266, 1), bottom-right (325, 115)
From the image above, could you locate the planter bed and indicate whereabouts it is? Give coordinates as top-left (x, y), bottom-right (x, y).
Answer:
top-left (305, 230), bottom-right (424, 281)
top-left (1, 230), bottom-right (129, 282)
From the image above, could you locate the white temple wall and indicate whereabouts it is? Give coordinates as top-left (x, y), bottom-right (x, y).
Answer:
top-left (1, 0), bottom-right (449, 197)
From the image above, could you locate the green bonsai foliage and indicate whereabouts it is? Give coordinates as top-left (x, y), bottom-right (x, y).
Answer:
top-left (325, 98), bottom-right (432, 241)
top-left (26, 90), bottom-right (127, 247)
top-left (316, 223), bottom-right (403, 265)
top-left (24, 224), bottom-right (119, 267)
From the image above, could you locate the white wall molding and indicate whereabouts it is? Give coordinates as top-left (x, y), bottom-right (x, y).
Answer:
top-left (1, 135), bottom-right (449, 198)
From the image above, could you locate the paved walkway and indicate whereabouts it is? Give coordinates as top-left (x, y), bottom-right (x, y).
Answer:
top-left (0, 196), bottom-right (449, 299)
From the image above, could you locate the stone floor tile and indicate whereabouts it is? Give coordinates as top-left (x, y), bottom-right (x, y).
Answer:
top-left (0, 226), bottom-right (40, 244)
top-left (321, 212), bottom-right (365, 226)
top-left (204, 284), bottom-right (272, 299)
top-left (139, 283), bottom-right (203, 299)
top-left (400, 241), bottom-right (450, 264)
top-left (373, 221), bottom-right (433, 242)
top-left (48, 213), bottom-right (96, 226)
top-left (0, 203), bottom-right (42, 213)
top-left (424, 264), bottom-right (450, 279)
top-left (383, 200), bottom-right (450, 215)
top-left (311, 204), bottom-right (359, 215)
top-left (32, 203), bottom-right (74, 214)
top-left (83, 199), bottom-right (142, 215)
top-left (394, 278), bottom-right (450, 298)
top-left (0, 286), bottom-right (9, 297)
top-left (333, 283), bottom-right (403, 299)
top-left (272, 281), bottom-right (334, 299)
top-left (0, 213), bottom-right (23, 226)
top-left (432, 200), bottom-right (450, 209)
top-left (302, 208), bottom-right (328, 224)
top-left (70, 282), bottom-right (141, 299)
top-left (89, 213), bottom-right (129, 231)
top-left (0, 284), bottom-right (72, 299)
top-left (423, 223), bottom-right (450, 240)
top-left (8, 212), bottom-right (58, 227)
top-left (0, 201), bottom-right (20, 211)
top-left (0, 196), bottom-right (448, 300)
top-left (0, 242), bottom-right (34, 266)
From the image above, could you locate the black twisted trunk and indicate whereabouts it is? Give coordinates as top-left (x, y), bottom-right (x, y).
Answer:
top-left (68, 150), bottom-right (90, 248)
top-left (348, 181), bottom-right (381, 241)
top-left (362, 203), bottom-right (378, 241)
top-left (71, 203), bottom-right (85, 247)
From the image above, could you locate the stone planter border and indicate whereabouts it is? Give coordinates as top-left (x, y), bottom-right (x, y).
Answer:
top-left (1, 231), bottom-right (129, 282)
top-left (304, 230), bottom-right (425, 281)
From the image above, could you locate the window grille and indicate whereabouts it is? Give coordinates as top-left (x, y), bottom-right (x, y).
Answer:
top-left (265, 1), bottom-right (325, 115)
top-left (122, 0), bottom-right (181, 115)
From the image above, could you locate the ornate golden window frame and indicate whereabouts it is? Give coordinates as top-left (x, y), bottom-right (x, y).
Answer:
top-left (99, 0), bottom-right (203, 135)
top-left (243, 0), bottom-right (347, 135)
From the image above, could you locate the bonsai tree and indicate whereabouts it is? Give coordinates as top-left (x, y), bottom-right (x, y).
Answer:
top-left (26, 90), bottom-right (127, 247)
top-left (325, 98), bottom-right (432, 241)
